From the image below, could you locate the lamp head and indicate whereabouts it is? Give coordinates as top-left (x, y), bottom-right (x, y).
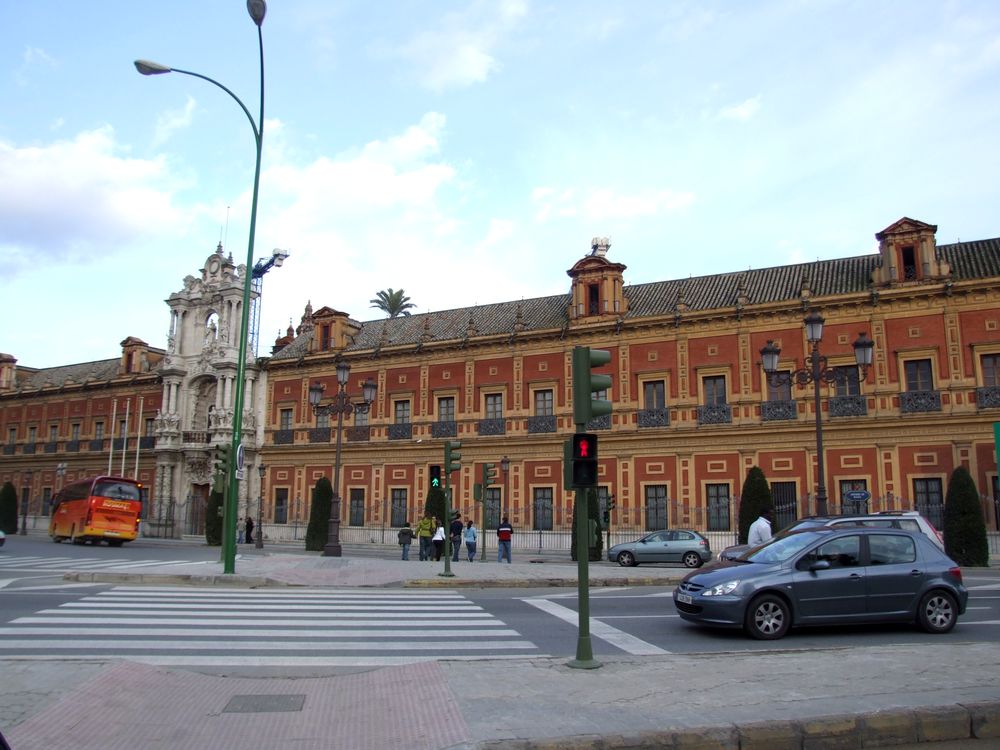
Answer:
top-left (804, 309), bottom-right (825, 343)
top-left (271, 248), bottom-right (289, 267)
top-left (308, 382), bottom-right (325, 407)
top-left (759, 340), bottom-right (781, 374)
top-left (247, 0), bottom-right (267, 26)
top-left (258, 463), bottom-right (266, 478)
top-left (134, 59), bottom-right (172, 76)
top-left (336, 360), bottom-right (351, 386)
top-left (362, 377), bottom-right (378, 405)
top-left (853, 331), bottom-right (875, 369)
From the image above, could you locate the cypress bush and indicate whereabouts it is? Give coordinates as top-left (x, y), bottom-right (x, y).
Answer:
top-left (0, 481), bottom-right (17, 534)
top-left (204, 489), bottom-right (224, 546)
top-left (305, 477), bottom-right (333, 552)
top-left (423, 486), bottom-right (447, 527)
top-left (943, 466), bottom-right (989, 567)
top-left (738, 466), bottom-right (773, 544)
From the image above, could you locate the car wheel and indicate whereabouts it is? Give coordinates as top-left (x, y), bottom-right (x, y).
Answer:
top-left (745, 593), bottom-right (791, 640)
top-left (682, 551), bottom-right (703, 568)
top-left (617, 551), bottom-right (637, 567)
top-left (917, 590), bottom-right (957, 634)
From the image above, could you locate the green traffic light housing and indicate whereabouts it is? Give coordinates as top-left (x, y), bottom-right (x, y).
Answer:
top-left (572, 346), bottom-right (612, 427)
top-left (212, 444), bottom-right (231, 493)
top-left (570, 432), bottom-right (598, 487)
top-left (444, 440), bottom-right (463, 474)
top-left (429, 465), bottom-right (442, 489)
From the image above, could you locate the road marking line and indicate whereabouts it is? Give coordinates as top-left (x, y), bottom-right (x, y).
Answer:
top-left (0, 654), bottom-right (549, 666)
top-left (0, 626), bottom-right (521, 637)
top-left (521, 598), bottom-right (671, 655)
top-left (0, 638), bottom-right (538, 651)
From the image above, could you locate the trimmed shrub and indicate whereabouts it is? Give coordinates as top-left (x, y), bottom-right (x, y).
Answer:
top-left (204, 489), bottom-right (224, 546)
top-left (305, 477), bottom-right (333, 552)
top-left (0, 481), bottom-right (17, 534)
top-left (943, 466), bottom-right (989, 567)
top-left (738, 466), bottom-right (773, 544)
top-left (424, 486), bottom-right (447, 527)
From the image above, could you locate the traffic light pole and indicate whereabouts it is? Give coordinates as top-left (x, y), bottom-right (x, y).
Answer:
top-left (567, 484), bottom-right (598, 669)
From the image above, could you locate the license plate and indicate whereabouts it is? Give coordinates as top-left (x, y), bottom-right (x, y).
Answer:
top-left (676, 593), bottom-right (693, 605)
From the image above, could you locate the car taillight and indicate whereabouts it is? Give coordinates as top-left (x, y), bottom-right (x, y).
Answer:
top-left (948, 566), bottom-right (963, 584)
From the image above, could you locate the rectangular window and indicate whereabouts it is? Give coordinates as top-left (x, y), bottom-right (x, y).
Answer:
top-left (354, 408), bottom-right (369, 427)
top-left (771, 481), bottom-right (798, 530)
top-left (597, 486), bottom-right (611, 518)
top-left (390, 488), bottom-right (408, 527)
top-left (316, 412), bottom-right (330, 429)
top-left (437, 396), bottom-right (455, 423)
top-left (7, 427), bottom-right (16, 445)
top-left (274, 488), bottom-right (289, 524)
top-left (834, 366), bottom-right (861, 397)
top-left (532, 487), bottom-right (553, 531)
top-left (486, 393), bottom-right (503, 420)
top-left (767, 373), bottom-right (791, 401)
top-left (839, 479), bottom-right (869, 514)
top-left (904, 359), bottom-right (933, 392)
top-left (42, 487), bottom-right (52, 515)
top-left (28, 426), bottom-right (36, 443)
top-left (534, 389), bottom-right (554, 416)
top-left (703, 375), bottom-right (727, 406)
top-left (71, 423), bottom-right (81, 441)
top-left (644, 380), bottom-right (665, 409)
top-left (320, 324), bottom-right (331, 351)
top-left (49, 425), bottom-right (58, 442)
top-left (119, 420), bottom-right (127, 437)
top-left (394, 400), bottom-right (411, 424)
top-left (484, 488), bottom-right (501, 530)
top-left (913, 478), bottom-right (944, 530)
top-left (645, 485), bottom-right (668, 530)
top-left (94, 422), bottom-right (105, 440)
top-left (349, 488), bottom-right (365, 526)
top-left (982, 353), bottom-right (1000, 387)
top-left (279, 409), bottom-right (293, 431)
top-left (706, 483), bottom-right (730, 531)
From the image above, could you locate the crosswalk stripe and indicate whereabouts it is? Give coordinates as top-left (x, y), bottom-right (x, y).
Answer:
top-left (522, 597), bottom-right (671, 656)
top-left (56, 602), bottom-right (482, 611)
top-left (4, 654), bottom-right (547, 666)
top-left (0, 627), bottom-right (520, 637)
top-left (1, 639), bottom-right (537, 651)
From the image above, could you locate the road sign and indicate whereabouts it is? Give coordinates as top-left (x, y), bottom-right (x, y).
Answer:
top-left (843, 489), bottom-right (871, 502)
top-left (236, 443), bottom-right (245, 471)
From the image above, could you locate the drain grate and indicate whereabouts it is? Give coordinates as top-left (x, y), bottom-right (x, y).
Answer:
top-left (223, 694), bottom-right (307, 714)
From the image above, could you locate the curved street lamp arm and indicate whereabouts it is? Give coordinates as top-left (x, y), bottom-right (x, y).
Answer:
top-left (169, 67), bottom-right (261, 145)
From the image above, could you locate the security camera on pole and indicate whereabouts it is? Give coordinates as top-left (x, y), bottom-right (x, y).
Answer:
top-left (567, 345), bottom-right (612, 670)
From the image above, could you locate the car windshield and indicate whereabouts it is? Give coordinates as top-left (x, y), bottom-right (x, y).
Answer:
top-left (743, 530), bottom-right (828, 564)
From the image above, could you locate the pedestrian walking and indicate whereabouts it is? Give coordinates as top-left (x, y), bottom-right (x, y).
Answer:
top-left (449, 512), bottom-right (464, 562)
top-left (464, 518), bottom-right (478, 562)
top-left (397, 521), bottom-right (415, 560)
top-left (747, 507), bottom-right (773, 547)
top-left (244, 516), bottom-right (254, 545)
top-left (497, 516), bottom-right (513, 563)
top-left (416, 513), bottom-right (434, 561)
top-left (431, 518), bottom-right (446, 561)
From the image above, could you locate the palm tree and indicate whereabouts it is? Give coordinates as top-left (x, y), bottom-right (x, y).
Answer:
top-left (370, 288), bottom-right (416, 318)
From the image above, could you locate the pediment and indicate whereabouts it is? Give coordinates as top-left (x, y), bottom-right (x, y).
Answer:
top-left (875, 217), bottom-right (938, 241)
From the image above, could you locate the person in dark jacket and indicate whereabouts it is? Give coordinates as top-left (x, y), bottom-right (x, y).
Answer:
top-left (244, 516), bottom-right (255, 544)
top-left (449, 512), bottom-right (464, 562)
top-left (397, 521), bottom-right (415, 560)
top-left (497, 516), bottom-right (513, 563)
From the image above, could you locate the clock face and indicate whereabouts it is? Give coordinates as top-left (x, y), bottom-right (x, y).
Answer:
top-left (208, 258), bottom-right (220, 274)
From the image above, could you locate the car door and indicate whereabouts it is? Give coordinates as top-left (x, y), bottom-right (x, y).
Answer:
top-left (864, 533), bottom-right (925, 617)
top-left (666, 531), bottom-right (697, 562)
top-left (638, 532), bottom-right (670, 562)
top-left (790, 534), bottom-right (867, 622)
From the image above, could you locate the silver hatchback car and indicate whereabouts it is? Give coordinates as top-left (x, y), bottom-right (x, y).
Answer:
top-left (608, 529), bottom-right (712, 568)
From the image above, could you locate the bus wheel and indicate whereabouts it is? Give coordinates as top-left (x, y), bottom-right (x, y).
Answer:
top-left (108, 540), bottom-right (124, 547)
top-left (51, 534), bottom-right (63, 543)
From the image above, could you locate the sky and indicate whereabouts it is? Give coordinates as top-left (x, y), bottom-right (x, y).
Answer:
top-left (2, 0), bottom-right (999, 369)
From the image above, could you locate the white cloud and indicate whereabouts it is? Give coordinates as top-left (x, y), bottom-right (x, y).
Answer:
top-left (394, 1), bottom-right (528, 91)
top-left (0, 127), bottom-right (182, 272)
top-left (719, 95), bottom-right (761, 121)
top-left (15, 46), bottom-right (56, 86)
top-left (152, 96), bottom-right (197, 146)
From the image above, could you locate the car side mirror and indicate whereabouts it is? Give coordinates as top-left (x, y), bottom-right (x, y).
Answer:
top-left (809, 559), bottom-right (831, 572)
top-left (639, 539), bottom-right (647, 544)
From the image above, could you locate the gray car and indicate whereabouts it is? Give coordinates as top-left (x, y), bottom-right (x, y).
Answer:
top-left (608, 529), bottom-right (712, 568)
top-left (674, 526), bottom-right (967, 640)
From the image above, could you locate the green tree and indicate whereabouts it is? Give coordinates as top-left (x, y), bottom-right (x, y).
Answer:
top-left (0, 481), bottom-right (17, 534)
top-left (570, 489), bottom-right (604, 561)
top-left (204, 489), bottom-right (224, 546)
top-left (424, 485), bottom-right (447, 528)
top-left (943, 466), bottom-right (989, 567)
top-left (306, 477), bottom-right (333, 552)
top-left (370, 288), bottom-right (416, 318)
top-left (738, 466), bottom-right (773, 544)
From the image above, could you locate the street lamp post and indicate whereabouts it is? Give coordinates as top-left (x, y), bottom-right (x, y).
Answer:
top-left (760, 310), bottom-right (875, 517)
top-left (134, 0), bottom-right (267, 576)
top-left (20, 469), bottom-right (33, 535)
top-left (500, 456), bottom-right (510, 518)
top-left (309, 361), bottom-right (378, 557)
top-left (256, 463), bottom-right (265, 549)
top-left (55, 461), bottom-right (67, 517)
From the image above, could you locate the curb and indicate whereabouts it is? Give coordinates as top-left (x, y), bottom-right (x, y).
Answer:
top-left (470, 701), bottom-right (1000, 749)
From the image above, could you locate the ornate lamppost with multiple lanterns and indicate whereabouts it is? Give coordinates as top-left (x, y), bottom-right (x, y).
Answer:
top-left (308, 361), bottom-right (377, 557)
top-left (759, 309), bottom-right (875, 517)
top-left (256, 463), bottom-right (266, 549)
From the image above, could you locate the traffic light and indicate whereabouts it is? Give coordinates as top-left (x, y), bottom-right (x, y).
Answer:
top-left (602, 510), bottom-right (610, 524)
top-left (572, 346), bottom-right (612, 427)
top-left (483, 463), bottom-right (497, 488)
top-left (429, 465), bottom-right (442, 489)
top-left (570, 432), bottom-right (598, 487)
top-left (444, 440), bottom-right (462, 474)
top-left (212, 444), bottom-right (231, 493)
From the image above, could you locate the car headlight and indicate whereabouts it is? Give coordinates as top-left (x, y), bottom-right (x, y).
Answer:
top-left (702, 580), bottom-right (739, 597)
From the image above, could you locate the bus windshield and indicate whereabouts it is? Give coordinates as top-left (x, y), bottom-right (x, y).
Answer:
top-left (93, 481), bottom-right (142, 501)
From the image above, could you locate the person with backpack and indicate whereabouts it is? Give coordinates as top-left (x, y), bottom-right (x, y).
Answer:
top-left (416, 514), bottom-right (434, 561)
top-left (397, 521), bottom-right (415, 560)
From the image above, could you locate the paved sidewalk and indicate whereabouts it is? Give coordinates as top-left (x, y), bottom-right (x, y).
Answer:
top-left (3, 551), bottom-right (1000, 749)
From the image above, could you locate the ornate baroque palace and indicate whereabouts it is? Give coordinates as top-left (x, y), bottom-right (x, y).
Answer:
top-left (2, 217), bottom-right (1000, 541)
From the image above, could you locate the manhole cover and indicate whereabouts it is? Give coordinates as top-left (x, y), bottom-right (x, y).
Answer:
top-left (223, 694), bottom-right (306, 714)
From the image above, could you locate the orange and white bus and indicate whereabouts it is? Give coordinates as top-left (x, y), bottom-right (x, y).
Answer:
top-left (49, 476), bottom-right (143, 546)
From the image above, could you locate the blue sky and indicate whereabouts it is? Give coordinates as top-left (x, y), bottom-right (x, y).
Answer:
top-left (2, 1), bottom-right (999, 369)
